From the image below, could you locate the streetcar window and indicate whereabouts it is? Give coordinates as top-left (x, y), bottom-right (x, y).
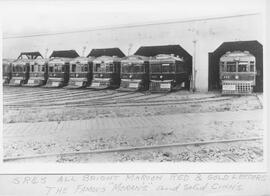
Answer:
top-left (12, 66), bottom-right (15, 72)
top-left (122, 63), bottom-right (144, 73)
top-left (71, 64), bottom-right (76, 72)
top-left (106, 63), bottom-right (114, 72)
top-left (162, 63), bottom-right (174, 73)
top-left (62, 66), bottom-right (65, 72)
top-left (238, 62), bottom-right (248, 72)
top-left (18, 66), bottom-right (24, 72)
top-left (54, 65), bottom-right (63, 72)
top-left (250, 61), bottom-right (255, 72)
top-left (151, 64), bottom-right (161, 73)
top-left (31, 65), bottom-right (34, 72)
top-left (176, 62), bottom-right (184, 72)
top-left (49, 66), bottom-right (53, 72)
top-left (34, 64), bottom-right (39, 72)
top-left (220, 62), bottom-right (226, 72)
top-left (3, 65), bottom-right (9, 73)
top-left (94, 64), bottom-right (101, 72)
top-left (41, 65), bottom-right (45, 72)
top-left (226, 62), bottom-right (236, 72)
top-left (84, 65), bottom-right (88, 72)
top-left (133, 64), bottom-right (144, 73)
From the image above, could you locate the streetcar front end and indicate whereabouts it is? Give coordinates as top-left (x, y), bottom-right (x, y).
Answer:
top-left (44, 58), bottom-right (70, 88)
top-left (149, 54), bottom-right (187, 92)
top-left (65, 57), bottom-right (93, 89)
top-left (118, 55), bottom-right (149, 91)
top-left (2, 59), bottom-right (13, 85)
top-left (89, 56), bottom-right (121, 89)
top-left (220, 51), bottom-right (256, 95)
top-left (23, 58), bottom-right (48, 87)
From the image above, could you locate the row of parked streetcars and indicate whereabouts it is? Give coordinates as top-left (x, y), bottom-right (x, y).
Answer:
top-left (2, 47), bottom-right (192, 92)
top-left (2, 45), bottom-right (257, 94)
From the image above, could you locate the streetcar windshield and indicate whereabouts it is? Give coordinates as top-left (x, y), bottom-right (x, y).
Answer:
top-left (250, 61), bottom-right (255, 72)
top-left (71, 63), bottom-right (88, 73)
top-left (226, 62), bottom-right (236, 72)
top-left (150, 64), bottom-right (161, 73)
top-left (161, 63), bottom-right (174, 73)
top-left (13, 65), bottom-right (25, 73)
top-left (3, 64), bottom-right (11, 73)
top-left (121, 63), bottom-right (145, 73)
top-left (31, 64), bottom-right (42, 72)
top-left (150, 63), bottom-right (174, 73)
top-left (238, 62), bottom-right (248, 72)
top-left (94, 63), bottom-right (113, 73)
top-left (48, 64), bottom-right (64, 73)
top-left (220, 62), bottom-right (226, 72)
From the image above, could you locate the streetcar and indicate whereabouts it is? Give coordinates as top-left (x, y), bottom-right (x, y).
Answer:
top-left (219, 51), bottom-right (256, 95)
top-left (89, 55), bottom-right (121, 89)
top-left (118, 55), bottom-right (149, 91)
top-left (9, 52), bottom-right (42, 86)
top-left (148, 54), bottom-right (190, 92)
top-left (44, 50), bottom-right (79, 88)
top-left (23, 58), bottom-right (48, 87)
top-left (65, 56), bottom-right (94, 89)
top-left (2, 58), bottom-right (13, 85)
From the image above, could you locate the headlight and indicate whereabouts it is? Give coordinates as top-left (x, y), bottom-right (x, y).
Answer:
top-left (235, 75), bottom-right (239, 79)
top-left (160, 75), bottom-right (163, 79)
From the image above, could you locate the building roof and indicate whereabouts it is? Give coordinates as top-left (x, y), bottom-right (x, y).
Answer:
top-left (49, 50), bottom-right (79, 58)
top-left (17, 52), bottom-right (43, 59)
top-left (134, 45), bottom-right (191, 60)
top-left (87, 48), bottom-right (125, 58)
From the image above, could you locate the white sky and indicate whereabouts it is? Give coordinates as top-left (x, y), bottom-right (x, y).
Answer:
top-left (0, 0), bottom-right (265, 37)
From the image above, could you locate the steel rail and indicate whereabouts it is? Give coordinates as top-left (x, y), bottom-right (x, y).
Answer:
top-left (3, 137), bottom-right (262, 162)
top-left (4, 96), bottom-right (232, 109)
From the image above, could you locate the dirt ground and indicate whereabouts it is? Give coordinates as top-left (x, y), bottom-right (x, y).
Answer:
top-left (4, 94), bottom-right (262, 123)
top-left (2, 87), bottom-right (264, 162)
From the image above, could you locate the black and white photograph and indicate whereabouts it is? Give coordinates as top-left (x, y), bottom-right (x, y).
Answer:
top-left (0, 0), bottom-right (266, 166)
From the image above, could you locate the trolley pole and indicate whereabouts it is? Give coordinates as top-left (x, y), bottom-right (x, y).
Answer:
top-left (45, 48), bottom-right (49, 58)
top-left (82, 46), bottom-right (87, 57)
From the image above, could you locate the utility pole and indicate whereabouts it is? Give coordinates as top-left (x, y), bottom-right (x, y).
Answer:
top-left (188, 26), bottom-right (199, 93)
top-left (192, 39), bottom-right (197, 92)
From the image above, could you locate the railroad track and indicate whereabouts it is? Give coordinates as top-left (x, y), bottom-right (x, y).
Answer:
top-left (3, 137), bottom-right (262, 162)
top-left (4, 95), bottom-right (232, 109)
top-left (4, 86), bottom-right (232, 109)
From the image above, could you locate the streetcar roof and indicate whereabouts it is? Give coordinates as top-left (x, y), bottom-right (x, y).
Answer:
top-left (12, 58), bottom-right (35, 66)
top-left (48, 57), bottom-right (72, 64)
top-left (93, 55), bottom-right (121, 63)
top-left (149, 54), bottom-right (184, 62)
top-left (220, 51), bottom-right (255, 61)
top-left (2, 58), bottom-right (15, 64)
top-left (31, 58), bottom-right (48, 65)
top-left (121, 55), bottom-right (149, 63)
top-left (70, 56), bottom-right (95, 64)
